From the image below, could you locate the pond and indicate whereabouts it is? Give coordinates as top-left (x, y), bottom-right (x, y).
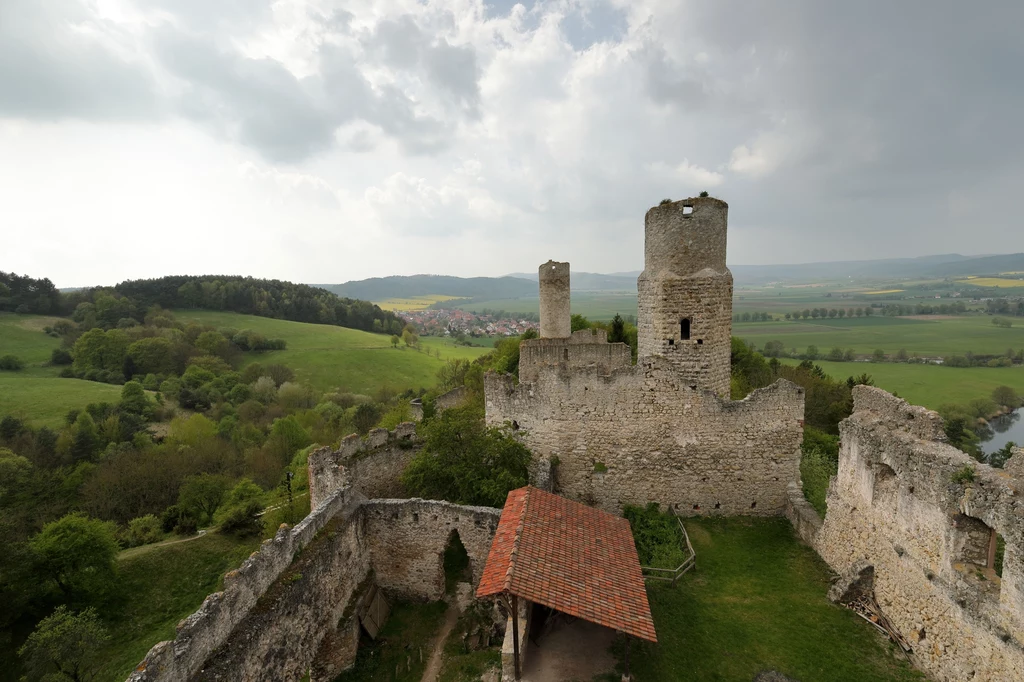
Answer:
top-left (979, 411), bottom-right (1023, 458)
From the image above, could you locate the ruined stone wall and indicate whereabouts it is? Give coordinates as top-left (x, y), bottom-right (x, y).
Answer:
top-left (126, 492), bottom-right (503, 682)
top-left (518, 329), bottom-right (632, 384)
top-left (361, 499), bottom-right (502, 602)
top-left (538, 260), bottom-right (570, 338)
top-left (308, 423), bottom-right (417, 508)
top-left (127, 486), bottom-right (367, 682)
top-left (485, 358), bottom-right (804, 515)
top-left (812, 386), bottom-right (1024, 682)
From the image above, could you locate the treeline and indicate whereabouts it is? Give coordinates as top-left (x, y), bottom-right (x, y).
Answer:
top-left (987, 298), bottom-right (1024, 317)
top-left (0, 272), bottom-right (65, 315)
top-left (751, 339), bottom-right (1024, 368)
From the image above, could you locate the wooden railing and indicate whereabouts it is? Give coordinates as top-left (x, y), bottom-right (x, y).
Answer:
top-left (641, 512), bottom-right (695, 585)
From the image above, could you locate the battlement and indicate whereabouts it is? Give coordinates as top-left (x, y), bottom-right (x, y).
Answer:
top-left (308, 423), bottom-right (417, 507)
top-left (518, 328), bottom-right (632, 383)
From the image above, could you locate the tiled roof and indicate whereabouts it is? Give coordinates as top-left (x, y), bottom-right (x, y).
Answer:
top-left (476, 486), bottom-right (657, 643)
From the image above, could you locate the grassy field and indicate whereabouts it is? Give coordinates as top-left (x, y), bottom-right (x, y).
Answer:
top-left (175, 311), bottom-right (491, 394)
top-left (334, 601), bottom-right (449, 682)
top-left (957, 277), bottom-right (1024, 288)
top-left (735, 315), bottom-right (1024, 357)
top-left (623, 517), bottom-right (924, 682)
top-left (374, 295), bottom-right (468, 311)
top-left (0, 313), bottom-right (128, 426)
top-left (780, 358), bottom-right (1024, 410)
top-left (98, 532), bottom-right (262, 682)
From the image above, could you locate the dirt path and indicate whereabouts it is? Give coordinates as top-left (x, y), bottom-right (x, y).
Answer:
top-left (117, 530), bottom-right (208, 560)
top-left (420, 601), bottom-right (459, 682)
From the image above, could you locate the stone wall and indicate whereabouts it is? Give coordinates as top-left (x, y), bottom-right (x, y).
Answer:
top-left (811, 386), bottom-right (1024, 682)
top-left (126, 492), bottom-right (503, 682)
top-left (361, 499), bottom-right (502, 601)
top-left (538, 260), bottom-right (570, 339)
top-left (485, 357), bottom-right (805, 515)
top-left (518, 329), bottom-right (632, 384)
top-left (308, 423), bottom-right (417, 508)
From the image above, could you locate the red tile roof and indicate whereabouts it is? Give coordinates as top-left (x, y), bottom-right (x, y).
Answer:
top-left (476, 486), bottom-right (657, 642)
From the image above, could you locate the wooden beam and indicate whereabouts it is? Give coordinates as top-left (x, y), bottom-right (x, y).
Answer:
top-left (512, 594), bottom-right (521, 680)
top-left (624, 633), bottom-right (631, 680)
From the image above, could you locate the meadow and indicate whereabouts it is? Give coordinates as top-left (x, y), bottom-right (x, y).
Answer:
top-left (458, 291), bottom-right (638, 320)
top-left (779, 358), bottom-right (1024, 410)
top-left (621, 517), bottom-right (925, 682)
top-left (957, 277), bottom-right (1024, 288)
top-left (373, 294), bottom-right (467, 311)
top-left (0, 313), bottom-right (127, 426)
top-left (174, 310), bottom-right (491, 394)
top-left (735, 315), bottom-right (1024, 357)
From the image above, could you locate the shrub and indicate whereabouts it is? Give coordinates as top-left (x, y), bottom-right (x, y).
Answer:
top-left (50, 348), bottom-right (73, 365)
top-left (124, 514), bottom-right (163, 547)
top-left (219, 500), bottom-right (265, 537)
top-left (0, 354), bottom-right (25, 371)
top-left (623, 503), bottom-right (684, 568)
top-left (951, 465), bottom-right (976, 485)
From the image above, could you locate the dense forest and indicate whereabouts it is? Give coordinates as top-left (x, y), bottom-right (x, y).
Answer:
top-left (0, 272), bottom-right (405, 334)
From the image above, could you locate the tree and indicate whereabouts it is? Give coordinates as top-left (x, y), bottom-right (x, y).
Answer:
top-left (437, 358), bottom-right (471, 393)
top-left (390, 335), bottom-right (400, 348)
top-left (864, 306), bottom-right (874, 317)
top-left (570, 313), bottom-right (591, 332)
top-left (843, 348), bottom-right (856, 362)
top-left (119, 381), bottom-right (150, 416)
top-left (19, 606), bottom-right (109, 682)
top-left (993, 385), bottom-right (1021, 409)
top-left (896, 348), bottom-right (909, 362)
top-left (30, 513), bottom-right (119, 602)
top-left (402, 406), bottom-right (531, 507)
top-left (177, 473), bottom-right (229, 524)
top-left (804, 345), bottom-right (819, 361)
top-left (0, 354), bottom-right (25, 371)
top-left (608, 314), bottom-right (627, 344)
top-left (827, 347), bottom-right (844, 362)
top-left (353, 403), bottom-right (381, 434)
top-left (872, 349), bottom-right (886, 362)
top-left (69, 413), bottom-right (99, 463)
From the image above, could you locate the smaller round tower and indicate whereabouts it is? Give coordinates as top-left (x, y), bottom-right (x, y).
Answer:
top-left (538, 260), bottom-right (571, 338)
top-left (637, 197), bottom-right (733, 396)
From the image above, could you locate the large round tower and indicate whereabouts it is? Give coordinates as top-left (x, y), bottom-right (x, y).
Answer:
top-left (538, 260), bottom-right (571, 338)
top-left (637, 197), bottom-right (733, 396)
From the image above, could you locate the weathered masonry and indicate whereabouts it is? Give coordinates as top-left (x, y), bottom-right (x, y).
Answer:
top-left (127, 425), bottom-right (501, 682)
top-left (485, 197), bottom-right (805, 515)
top-left (789, 386), bottom-right (1024, 682)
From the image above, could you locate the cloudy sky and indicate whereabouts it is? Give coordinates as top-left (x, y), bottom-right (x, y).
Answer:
top-left (2, 0), bottom-right (1022, 288)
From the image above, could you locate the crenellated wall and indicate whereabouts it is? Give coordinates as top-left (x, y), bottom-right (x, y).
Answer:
top-left (518, 328), bottom-right (632, 384)
top-left (308, 423), bottom-right (417, 508)
top-left (804, 386), bottom-right (1024, 682)
top-left (485, 356), bottom-right (805, 515)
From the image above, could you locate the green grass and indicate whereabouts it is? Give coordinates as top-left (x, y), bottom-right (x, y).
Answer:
top-left (437, 609), bottom-right (501, 682)
top-left (0, 368), bottom-right (126, 428)
top-left (780, 358), bottom-right (1024, 410)
top-left (622, 518), bottom-right (925, 682)
top-left (175, 311), bottom-right (491, 394)
top-left (96, 532), bottom-right (262, 682)
top-left (333, 601), bottom-right (448, 682)
top-left (736, 315), bottom-right (1024, 357)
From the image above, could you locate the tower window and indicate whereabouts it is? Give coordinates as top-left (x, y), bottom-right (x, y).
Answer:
top-left (680, 318), bottom-right (691, 340)
top-left (682, 205), bottom-right (693, 215)
top-left (563, 348), bottom-right (568, 360)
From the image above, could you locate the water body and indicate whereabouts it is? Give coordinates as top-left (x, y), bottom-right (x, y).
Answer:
top-left (980, 411), bottom-right (1024, 456)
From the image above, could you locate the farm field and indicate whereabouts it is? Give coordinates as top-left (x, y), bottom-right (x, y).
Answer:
top-left (957, 277), bottom-right (1024, 288)
top-left (373, 294), bottom-right (467, 311)
top-left (457, 291), bottom-right (638, 320)
top-left (780, 358), bottom-right (1024, 410)
top-left (175, 310), bottom-right (491, 394)
top-left (735, 315), bottom-right (1024, 358)
top-left (622, 518), bottom-right (924, 682)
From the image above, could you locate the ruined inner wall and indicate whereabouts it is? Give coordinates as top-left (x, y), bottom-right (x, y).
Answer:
top-left (308, 423), bottom-right (417, 508)
top-left (485, 358), bottom-right (804, 515)
top-left (361, 499), bottom-right (502, 601)
top-left (126, 491), bottom-right (503, 682)
top-left (814, 386), bottom-right (1024, 682)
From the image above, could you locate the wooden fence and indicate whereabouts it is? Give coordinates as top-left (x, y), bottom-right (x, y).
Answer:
top-left (640, 512), bottom-right (695, 586)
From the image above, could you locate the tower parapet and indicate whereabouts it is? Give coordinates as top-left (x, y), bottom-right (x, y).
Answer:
top-left (538, 260), bottom-right (570, 338)
top-left (637, 197), bottom-right (733, 396)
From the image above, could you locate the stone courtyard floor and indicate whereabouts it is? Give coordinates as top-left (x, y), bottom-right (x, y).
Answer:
top-left (521, 617), bottom-right (616, 682)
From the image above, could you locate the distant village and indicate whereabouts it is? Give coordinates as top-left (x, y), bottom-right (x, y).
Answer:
top-left (402, 307), bottom-right (539, 338)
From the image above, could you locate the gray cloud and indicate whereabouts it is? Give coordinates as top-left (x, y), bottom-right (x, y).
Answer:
top-left (0, 0), bottom-right (158, 120)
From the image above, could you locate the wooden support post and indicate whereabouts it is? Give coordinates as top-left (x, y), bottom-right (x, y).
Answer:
top-left (624, 633), bottom-right (631, 680)
top-left (511, 594), bottom-right (521, 680)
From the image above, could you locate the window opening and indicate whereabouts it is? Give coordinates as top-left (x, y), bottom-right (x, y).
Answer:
top-left (682, 205), bottom-right (693, 215)
top-left (680, 318), bottom-right (691, 340)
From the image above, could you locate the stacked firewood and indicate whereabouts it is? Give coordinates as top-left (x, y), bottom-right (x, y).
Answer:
top-left (845, 593), bottom-right (914, 656)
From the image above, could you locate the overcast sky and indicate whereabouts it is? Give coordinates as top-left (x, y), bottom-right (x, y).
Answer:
top-left (2, 0), bottom-right (1022, 288)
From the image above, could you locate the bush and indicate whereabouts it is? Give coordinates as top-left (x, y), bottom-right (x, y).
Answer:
top-left (124, 514), bottom-right (163, 547)
top-left (50, 348), bottom-right (73, 365)
top-left (0, 354), bottom-right (25, 371)
top-left (219, 500), bottom-right (265, 537)
top-left (59, 367), bottom-right (75, 378)
top-left (623, 503), bottom-right (684, 568)
top-left (951, 465), bottom-right (976, 485)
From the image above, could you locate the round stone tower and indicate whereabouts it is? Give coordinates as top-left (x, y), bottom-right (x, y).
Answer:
top-left (637, 197), bottom-right (733, 396)
top-left (538, 260), bottom-right (571, 338)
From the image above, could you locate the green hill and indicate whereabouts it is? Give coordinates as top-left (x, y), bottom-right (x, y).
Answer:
top-left (174, 311), bottom-right (491, 394)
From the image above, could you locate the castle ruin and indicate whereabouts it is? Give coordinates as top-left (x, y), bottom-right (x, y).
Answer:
top-left (485, 197), bottom-right (806, 514)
